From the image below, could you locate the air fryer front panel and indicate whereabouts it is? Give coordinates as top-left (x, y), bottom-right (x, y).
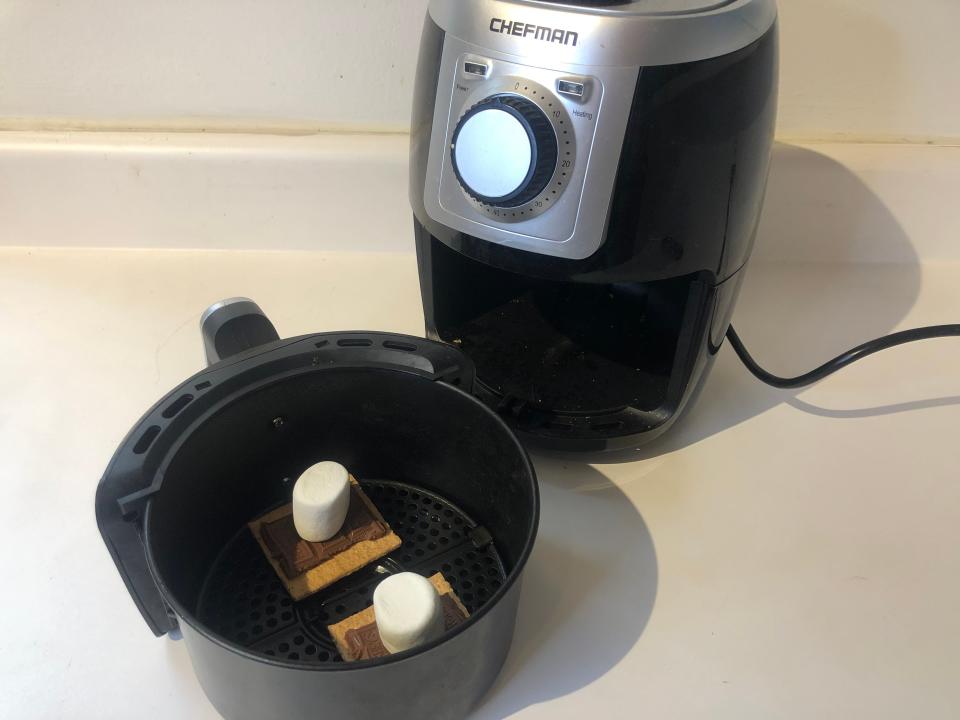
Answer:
top-left (423, 37), bottom-right (638, 260)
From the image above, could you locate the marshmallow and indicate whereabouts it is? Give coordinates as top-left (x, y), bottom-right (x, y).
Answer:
top-left (373, 573), bottom-right (445, 654)
top-left (292, 461), bottom-right (351, 542)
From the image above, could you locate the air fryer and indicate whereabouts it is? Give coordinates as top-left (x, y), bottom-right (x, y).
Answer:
top-left (411, 0), bottom-right (780, 451)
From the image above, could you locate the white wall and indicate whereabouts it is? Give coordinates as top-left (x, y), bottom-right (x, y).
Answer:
top-left (1, 0), bottom-right (958, 141)
top-left (0, 0), bottom-right (432, 133)
top-left (777, 0), bottom-right (960, 142)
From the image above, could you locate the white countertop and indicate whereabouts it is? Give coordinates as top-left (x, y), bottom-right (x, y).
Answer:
top-left (1, 245), bottom-right (958, 719)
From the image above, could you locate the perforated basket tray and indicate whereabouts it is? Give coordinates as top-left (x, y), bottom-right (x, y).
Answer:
top-left (196, 480), bottom-right (507, 663)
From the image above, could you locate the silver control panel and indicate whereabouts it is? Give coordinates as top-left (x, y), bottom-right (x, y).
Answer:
top-left (423, 35), bottom-right (640, 261)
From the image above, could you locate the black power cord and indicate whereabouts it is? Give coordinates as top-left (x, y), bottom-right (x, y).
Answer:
top-left (726, 324), bottom-right (960, 390)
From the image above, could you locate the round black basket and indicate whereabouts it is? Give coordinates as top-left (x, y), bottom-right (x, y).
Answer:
top-left (99, 330), bottom-right (538, 720)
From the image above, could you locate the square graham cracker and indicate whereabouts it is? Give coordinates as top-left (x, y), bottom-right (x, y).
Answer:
top-left (328, 573), bottom-right (469, 661)
top-left (248, 478), bottom-right (401, 601)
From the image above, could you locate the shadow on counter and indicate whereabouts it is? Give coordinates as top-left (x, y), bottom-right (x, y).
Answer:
top-left (568, 142), bottom-right (931, 464)
top-left (472, 456), bottom-right (658, 719)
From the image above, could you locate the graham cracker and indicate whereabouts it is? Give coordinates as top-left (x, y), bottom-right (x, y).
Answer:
top-left (248, 477), bottom-right (401, 601)
top-left (328, 572), bottom-right (469, 661)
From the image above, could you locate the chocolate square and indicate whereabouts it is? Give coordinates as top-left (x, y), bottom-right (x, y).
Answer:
top-left (328, 572), bottom-right (470, 662)
top-left (248, 478), bottom-right (402, 601)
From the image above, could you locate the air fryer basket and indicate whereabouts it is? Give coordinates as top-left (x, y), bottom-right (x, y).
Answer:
top-left (98, 307), bottom-right (539, 720)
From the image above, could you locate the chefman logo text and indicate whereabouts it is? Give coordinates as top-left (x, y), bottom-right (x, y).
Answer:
top-left (489, 18), bottom-right (579, 47)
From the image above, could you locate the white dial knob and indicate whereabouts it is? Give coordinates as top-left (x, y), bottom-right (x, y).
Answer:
top-left (451, 95), bottom-right (558, 208)
top-left (454, 109), bottom-right (532, 199)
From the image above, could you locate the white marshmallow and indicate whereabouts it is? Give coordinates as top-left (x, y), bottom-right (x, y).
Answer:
top-left (373, 573), bottom-right (445, 654)
top-left (292, 461), bottom-right (351, 542)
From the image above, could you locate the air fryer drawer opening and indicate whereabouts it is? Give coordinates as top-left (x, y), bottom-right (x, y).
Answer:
top-left (429, 241), bottom-right (695, 416)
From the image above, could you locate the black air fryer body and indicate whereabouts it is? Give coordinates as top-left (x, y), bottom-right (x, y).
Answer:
top-left (411, 0), bottom-right (779, 451)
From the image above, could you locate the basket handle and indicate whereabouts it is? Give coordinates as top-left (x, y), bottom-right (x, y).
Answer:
top-left (200, 298), bottom-right (280, 366)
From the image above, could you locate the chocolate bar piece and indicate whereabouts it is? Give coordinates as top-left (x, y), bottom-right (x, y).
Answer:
top-left (328, 573), bottom-right (469, 662)
top-left (249, 478), bottom-right (401, 601)
top-left (344, 594), bottom-right (466, 661)
top-left (260, 486), bottom-right (388, 579)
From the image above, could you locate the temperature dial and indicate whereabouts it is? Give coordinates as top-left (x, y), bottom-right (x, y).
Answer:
top-left (451, 95), bottom-right (558, 208)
